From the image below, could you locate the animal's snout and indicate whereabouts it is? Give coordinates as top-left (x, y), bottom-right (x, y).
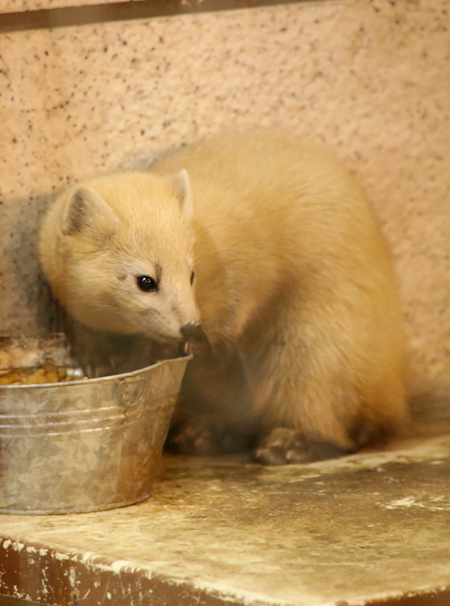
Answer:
top-left (180, 321), bottom-right (210, 356)
top-left (181, 321), bottom-right (204, 342)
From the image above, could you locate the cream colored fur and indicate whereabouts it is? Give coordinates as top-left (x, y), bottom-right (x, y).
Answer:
top-left (40, 130), bottom-right (408, 453)
top-left (40, 171), bottom-right (200, 341)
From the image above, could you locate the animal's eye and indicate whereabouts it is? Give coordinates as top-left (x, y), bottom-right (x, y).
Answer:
top-left (190, 271), bottom-right (195, 285)
top-left (136, 275), bottom-right (158, 293)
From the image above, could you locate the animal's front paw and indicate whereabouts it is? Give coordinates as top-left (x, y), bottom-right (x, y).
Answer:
top-left (166, 415), bottom-right (257, 456)
top-left (166, 416), bottom-right (219, 456)
top-left (254, 428), bottom-right (352, 465)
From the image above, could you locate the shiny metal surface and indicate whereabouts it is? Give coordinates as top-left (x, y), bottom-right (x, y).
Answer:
top-left (0, 338), bottom-right (189, 515)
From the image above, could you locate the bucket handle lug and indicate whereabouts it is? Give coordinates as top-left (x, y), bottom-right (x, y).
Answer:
top-left (115, 376), bottom-right (147, 407)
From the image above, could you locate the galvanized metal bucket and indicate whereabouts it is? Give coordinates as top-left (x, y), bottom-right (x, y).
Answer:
top-left (0, 336), bottom-right (189, 514)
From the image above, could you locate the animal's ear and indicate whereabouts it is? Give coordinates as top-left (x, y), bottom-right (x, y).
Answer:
top-left (61, 185), bottom-right (120, 235)
top-left (172, 169), bottom-right (194, 221)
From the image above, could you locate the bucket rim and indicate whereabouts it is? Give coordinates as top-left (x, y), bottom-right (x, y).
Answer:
top-left (0, 353), bottom-right (191, 391)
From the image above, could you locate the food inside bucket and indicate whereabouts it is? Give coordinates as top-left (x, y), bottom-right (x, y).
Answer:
top-left (0, 362), bottom-right (87, 385)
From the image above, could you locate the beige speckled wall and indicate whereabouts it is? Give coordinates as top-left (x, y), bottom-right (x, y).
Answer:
top-left (0, 0), bottom-right (449, 379)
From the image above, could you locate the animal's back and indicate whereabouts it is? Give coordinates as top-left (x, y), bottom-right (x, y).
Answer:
top-left (153, 131), bottom-right (403, 351)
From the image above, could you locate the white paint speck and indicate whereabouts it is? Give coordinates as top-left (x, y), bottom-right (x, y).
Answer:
top-left (386, 496), bottom-right (416, 509)
top-left (81, 551), bottom-right (96, 563)
top-left (54, 552), bottom-right (70, 561)
top-left (110, 559), bottom-right (136, 574)
top-left (385, 495), bottom-right (450, 511)
top-left (69, 567), bottom-right (76, 586)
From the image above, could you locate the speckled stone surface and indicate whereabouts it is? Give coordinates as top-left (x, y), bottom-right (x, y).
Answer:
top-left (0, 0), bottom-right (449, 379)
top-left (2, 439), bottom-right (450, 605)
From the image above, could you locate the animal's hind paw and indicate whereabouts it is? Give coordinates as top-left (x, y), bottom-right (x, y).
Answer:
top-left (253, 428), bottom-right (352, 465)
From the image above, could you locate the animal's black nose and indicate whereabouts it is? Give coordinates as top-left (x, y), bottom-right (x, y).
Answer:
top-left (180, 322), bottom-right (210, 358)
top-left (180, 321), bottom-right (205, 342)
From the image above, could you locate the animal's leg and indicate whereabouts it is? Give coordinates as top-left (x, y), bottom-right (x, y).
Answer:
top-left (166, 348), bottom-right (259, 455)
top-left (240, 301), bottom-right (407, 464)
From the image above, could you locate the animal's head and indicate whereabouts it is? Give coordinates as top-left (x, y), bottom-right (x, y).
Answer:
top-left (40, 170), bottom-right (201, 343)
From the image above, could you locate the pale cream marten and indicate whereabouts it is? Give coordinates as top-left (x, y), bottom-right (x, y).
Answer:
top-left (39, 130), bottom-right (410, 464)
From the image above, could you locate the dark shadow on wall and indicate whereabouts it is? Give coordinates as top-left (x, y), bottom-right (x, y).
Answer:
top-left (0, 188), bottom-right (181, 376)
top-left (1, 190), bottom-right (61, 337)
